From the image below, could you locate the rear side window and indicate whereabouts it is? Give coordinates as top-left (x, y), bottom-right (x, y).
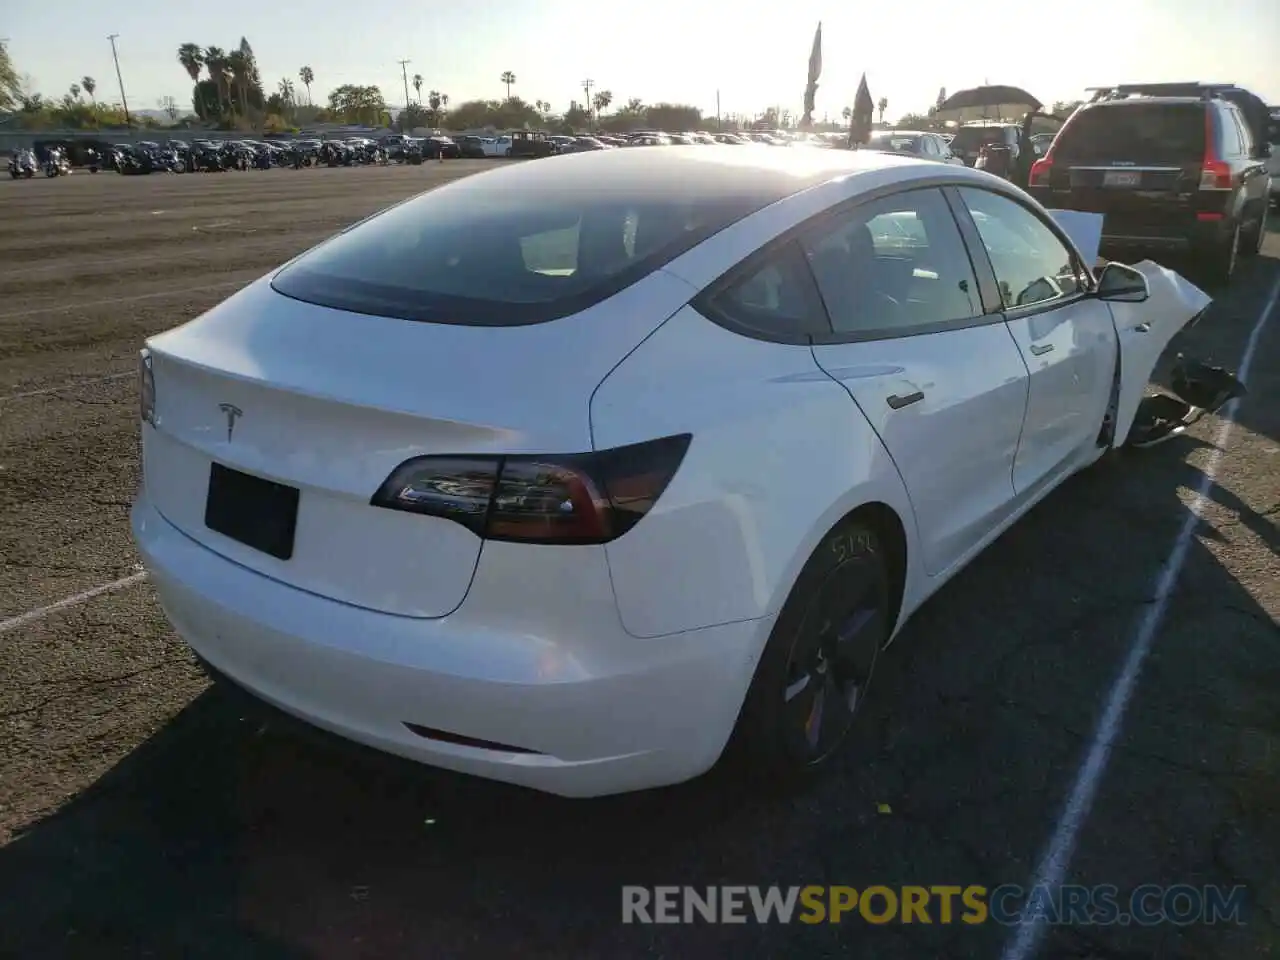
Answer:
top-left (271, 168), bottom-right (784, 326)
top-left (1053, 103), bottom-right (1205, 164)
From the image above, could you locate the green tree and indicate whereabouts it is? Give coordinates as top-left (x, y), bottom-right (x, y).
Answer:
top-left (82, 76), bottom-right (96, 104)
top-left (592, 89), bottom-right (613, 119)
top-left (501, 70), bottom-right (515, 100)
top-left (876, 96), bottom-right (888, 124)
top-left (0, 42), bottom-right (20, 112)
top-left (412, 73), bottom-right (423, 104)
top-left (299, 65), bottom-right (314, 105)
top-left (328, 83), bottom-right (387, 124)
top-left (178, 43), bottom-right (203, 91)
top-left (204, 46), bottom-right (229, 113)
top-left (564, 100), bottom-right (589, 129)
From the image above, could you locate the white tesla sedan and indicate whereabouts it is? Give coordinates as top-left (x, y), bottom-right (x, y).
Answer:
top-left (132, 147), bottom-right (1211, 797)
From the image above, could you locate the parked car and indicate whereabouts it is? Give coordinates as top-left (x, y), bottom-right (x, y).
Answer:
top-left (1028, 83), bottom-right (1272, 283)
top-left (133, 147), bottom-right (1217, 798)
top-left (949, 121), bottom-right (1022, 171)
top-left (866, 130), bottom-right (964, 164)
top-left (507, 130), bottom-right (558, 158)
top-left (456, 136), bottom-right (489, 159)
top-left (422, 136), bottom-right (461, 160)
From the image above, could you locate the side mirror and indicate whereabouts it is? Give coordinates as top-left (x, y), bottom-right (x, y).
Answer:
top-left (1096, 262), bottom-right (1149, 303)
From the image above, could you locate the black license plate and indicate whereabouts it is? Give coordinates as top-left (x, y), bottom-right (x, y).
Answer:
top-left (204, 462), bottom-right (299, 560)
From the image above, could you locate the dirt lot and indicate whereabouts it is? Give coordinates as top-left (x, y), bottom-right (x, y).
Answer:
top-left (0, 165), bottom-right (1277, 960)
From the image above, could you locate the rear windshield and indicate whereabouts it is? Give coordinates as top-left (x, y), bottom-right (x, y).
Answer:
top-left (271, 160), bottom-right (787, 325)
top-left (1053, 103), bottom-right (1205, 164)
top-left (951, 127), bottom-right (1011, 151)
top-left (869, 135), bottom-right (921, 152)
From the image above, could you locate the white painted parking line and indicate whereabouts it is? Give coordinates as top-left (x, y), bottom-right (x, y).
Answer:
top-left (0, 371), bottom-right (132, 403)
top-left (1001, 272), bottom-right (1280, 960)
top-left (0, 570), bottom-right (148, 637)
top-left (0, 278), bottom-right (248, 322)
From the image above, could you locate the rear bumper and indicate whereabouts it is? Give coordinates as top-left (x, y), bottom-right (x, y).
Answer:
top-left (1028, 190), bottom-right (1237, 252)
top-left (132, 494), bottom-right (763, 797)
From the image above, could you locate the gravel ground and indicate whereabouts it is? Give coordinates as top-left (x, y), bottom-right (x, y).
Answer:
top-left (0, 165), bottom-right (1276, 960)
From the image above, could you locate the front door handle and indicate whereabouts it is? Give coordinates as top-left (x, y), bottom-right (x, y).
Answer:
top-left (1029, 342), bottom-right (1054, 356)
top-left (886, 391), bottom-right (924, 409)
top-left (1133, 322), bottom-right (1151, 333)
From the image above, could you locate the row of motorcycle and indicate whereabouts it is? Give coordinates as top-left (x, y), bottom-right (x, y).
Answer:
top-left (8, 147), bottom-right (72, 178)
top-left (6, 136), bottom-right (444, 180)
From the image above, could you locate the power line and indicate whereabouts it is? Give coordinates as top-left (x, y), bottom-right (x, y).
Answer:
top-left (107, 34), bottom-right (131, 127)
top-left (397, 59), bottom-right (411, 109)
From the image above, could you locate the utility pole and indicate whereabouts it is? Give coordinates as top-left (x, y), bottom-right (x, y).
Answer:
top-left (397, 59), bottom-right (411, 116)
top-left (716, 90), bottom-right (721, 130)
top-left (581, 78), bottom-right (594, 128)
top-left (107, 34), bottom-right (131, 127)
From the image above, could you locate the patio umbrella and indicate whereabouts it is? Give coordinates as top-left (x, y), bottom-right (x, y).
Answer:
top-left (935, 85), bottom-right (1042, 123)
top-left (848, 73), bottom-right (874, 147)
top-left (799, 21), bottom-right (822, 131)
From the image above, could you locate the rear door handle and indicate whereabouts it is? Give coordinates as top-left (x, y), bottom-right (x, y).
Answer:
top-left (1029, 343), bottom-right (1054, 356)
top-left (886, 391), bottom-right (924, 409)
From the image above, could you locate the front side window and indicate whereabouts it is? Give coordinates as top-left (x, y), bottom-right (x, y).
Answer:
top-left (957, 187), bottom-right (1086, 310)
top-left (801, 187), bottom-right (981, 338)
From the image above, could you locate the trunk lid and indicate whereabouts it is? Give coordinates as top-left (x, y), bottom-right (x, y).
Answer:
top-left (142, 274), bottom-right (695, 618)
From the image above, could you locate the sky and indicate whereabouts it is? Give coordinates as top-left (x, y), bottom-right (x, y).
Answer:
top-left (6, 0), bottom-right (1279, 120)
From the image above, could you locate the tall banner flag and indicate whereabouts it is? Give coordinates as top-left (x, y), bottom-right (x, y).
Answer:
top-left (800, 22), bottom-right (822, 131)
top-left (849, 72), bottom-right (874, 147)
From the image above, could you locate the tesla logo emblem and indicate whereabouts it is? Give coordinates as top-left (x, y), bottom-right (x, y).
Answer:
top-left (217, 403), bottom-right (243, 442)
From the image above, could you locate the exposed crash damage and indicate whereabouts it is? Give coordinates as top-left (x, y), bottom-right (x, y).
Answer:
top-left (1048, 210), bottom-right (1246, 450)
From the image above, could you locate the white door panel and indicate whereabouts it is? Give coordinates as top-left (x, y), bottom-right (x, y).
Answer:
top-left (811, 324), bottom-right (1028, 576)
top-left (1004, 298), bottom-right (1117, 493)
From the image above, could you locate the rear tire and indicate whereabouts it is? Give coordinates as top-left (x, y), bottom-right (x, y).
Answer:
top-left (1205, 222), bottom-right (1240, 286)
top-left (726, 520), bottom-right (891, 786)
top-left (1241, 204), bottom-right (1267, 256)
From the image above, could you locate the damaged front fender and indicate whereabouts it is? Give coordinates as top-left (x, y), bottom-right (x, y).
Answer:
top-left (1104, 261), bottom-right (1213, 448)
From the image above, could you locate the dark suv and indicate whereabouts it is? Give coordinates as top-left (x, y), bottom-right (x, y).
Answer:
top-left (1027, 83), bottom-right (1272, 283)
top-left (949, 122), bottom-right (1022, 175)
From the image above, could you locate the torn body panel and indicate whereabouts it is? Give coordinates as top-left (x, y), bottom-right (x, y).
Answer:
top-left (1104, 261), bottom-right (1213, 447)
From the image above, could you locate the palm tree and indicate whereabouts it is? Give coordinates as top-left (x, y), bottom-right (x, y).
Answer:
top-left (227, 50), bottom-right (250, 116)
top-left (277, 77), bottom-right (295, 117)
top-left (876, 96), bottom-right (888, 124)
top-left (842, 106), bottom-right (852, 121)
top-left (178, 44), bottom-right (203, 97)
top-left (427, 90), bottom-right (442, 125)
top-left (500, 71), bottom-right (515, 101)
top-left (592, 90), bottom-right (612, 117)
top-left (204, 46), bottom-right (228, 113)
top-left (70, 83), bottom-right (81, 100)
top-left (412, 74), bottom-right (423, 104)
top-left (299, 65), bottom-right (314, 106)
top-left (81, 76), bottom-right (96, 104)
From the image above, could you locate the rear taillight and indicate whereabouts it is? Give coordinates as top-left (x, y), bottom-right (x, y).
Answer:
top-left (370, 434), bottom-right (692, 545)
top-left (1200, 109), bottom-right (1232, 190)
top-left (1029, 157), bottom-right (1053, 187)
top-left (138, 349), bottom-right (155, 425)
